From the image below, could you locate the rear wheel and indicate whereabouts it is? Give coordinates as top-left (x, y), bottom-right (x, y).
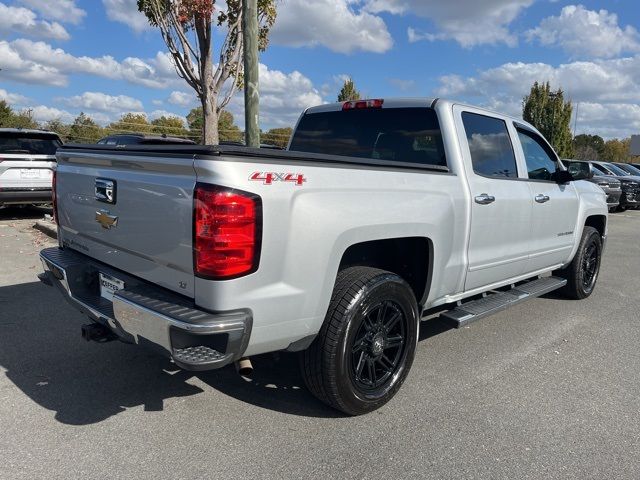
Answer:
top-left (555, 226), bottom-right (602, 300)
top-left (300, 267), bottom-right (419, 415)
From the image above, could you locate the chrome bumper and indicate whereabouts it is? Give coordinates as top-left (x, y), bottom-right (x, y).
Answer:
top-left (39, 247), bottom-right (252, 371)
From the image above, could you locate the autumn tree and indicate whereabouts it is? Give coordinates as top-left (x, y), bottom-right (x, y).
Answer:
top-left (7, 109), bottom-right (39, 129)
top-left (137, 0), bottom-right (277, 145)
top-left (108, 113), bottom-right (152, 134)
top-left (151, 115), bottom-right (189, 136)
top-left (43, 118), bottom-right (71, 142)
top-left (262, 127), bottom-right (292, 148)
top-left (601, 138), bottom-right (631, 163)
top-left (523, 81), bottom-right (574, 158)
top-left (67, 113), bottom-right (103, 143)
top-left (337, 77), bottom-right (360, 102)
top-left (187, 106), bottom-right (241, 143)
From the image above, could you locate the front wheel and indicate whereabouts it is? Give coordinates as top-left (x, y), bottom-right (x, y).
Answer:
top-left (555, 226), bottom-right (602, 300)
top-left (300, 267), bottom-right (419, 415)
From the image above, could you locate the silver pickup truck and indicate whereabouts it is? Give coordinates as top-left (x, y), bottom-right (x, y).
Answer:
top-left (40, 98), bottom-right (607, 415)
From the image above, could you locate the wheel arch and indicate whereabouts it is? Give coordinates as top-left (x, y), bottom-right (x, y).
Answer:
top-left (584, 214), bottom-right (607, 240)
top-left (338, 236), bottom-right (433, 306)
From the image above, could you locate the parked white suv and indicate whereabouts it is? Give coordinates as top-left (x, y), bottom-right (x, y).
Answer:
top-left (0, 129), bottom-right (61, 208)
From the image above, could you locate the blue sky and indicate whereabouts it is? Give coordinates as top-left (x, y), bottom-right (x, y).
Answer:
top-left (1, 0), bottom-right (639, 138)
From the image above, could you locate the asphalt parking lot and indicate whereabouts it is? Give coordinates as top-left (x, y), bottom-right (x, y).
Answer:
top-left (1, 206), bottom-right (639, 479)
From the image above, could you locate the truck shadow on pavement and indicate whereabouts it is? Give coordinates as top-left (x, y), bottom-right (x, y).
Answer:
top-left (0, 280), bottom-right (453, 424)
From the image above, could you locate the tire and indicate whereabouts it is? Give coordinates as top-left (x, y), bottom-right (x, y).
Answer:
top-left (300, 267), bottom-right (419, 415)
top-left (617, 205), bottom-right (627, 212)
top-left (554, 226), bottom-right (602, 300)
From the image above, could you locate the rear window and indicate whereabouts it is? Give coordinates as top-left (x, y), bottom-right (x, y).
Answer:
top-left (0, 132), bottom-right (62, 155)
top-left (289, 107), bottom-right (447, 167)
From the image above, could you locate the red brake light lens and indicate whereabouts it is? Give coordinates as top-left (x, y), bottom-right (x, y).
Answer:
top-left (342, 99), bottom-right (384, 110)
top-left (194, 184), bottom-right (262, 279)
top-left (52, 169), bottom-right (58, 225)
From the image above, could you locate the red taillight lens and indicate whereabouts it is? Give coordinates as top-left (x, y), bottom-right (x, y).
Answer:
top-left (52, 169), bottom-right (58, 225)
top-left (194, 184), bottom-right (261, 279)
top-left (342, 98), bottom-right (384, 110)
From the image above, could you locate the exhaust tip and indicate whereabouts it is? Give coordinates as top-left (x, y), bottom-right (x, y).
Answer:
top-left (235, 357), bottom-right (253, 376)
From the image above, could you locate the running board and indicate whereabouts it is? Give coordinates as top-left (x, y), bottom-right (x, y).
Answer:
top-left (440, 276), bottom-right (567, 328)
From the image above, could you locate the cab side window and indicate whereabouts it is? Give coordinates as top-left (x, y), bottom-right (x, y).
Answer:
top-left (517, 129), bottom-right (559, 181)
top-left (462, 112), bottom-right (518, 178)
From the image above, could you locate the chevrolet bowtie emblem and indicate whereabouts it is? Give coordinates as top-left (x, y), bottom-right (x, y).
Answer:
top-left (95, 210), bottom-right (118, 229)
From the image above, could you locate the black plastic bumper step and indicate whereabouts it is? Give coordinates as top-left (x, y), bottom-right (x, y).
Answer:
top-left (440, 276), bottom-right (567, 328)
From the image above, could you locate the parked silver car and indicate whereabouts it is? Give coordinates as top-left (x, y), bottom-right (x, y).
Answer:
top-left (0, 129), bottom-right (61, 208)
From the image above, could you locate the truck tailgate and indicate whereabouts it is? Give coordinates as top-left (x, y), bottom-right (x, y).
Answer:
top-left (56, 149), bottom-right (197, 297)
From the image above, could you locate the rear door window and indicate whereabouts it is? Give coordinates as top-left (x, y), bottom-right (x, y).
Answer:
top-left (0, 133), bottom-right (62, 155)
top-left (461, 112), bottom-right (518, 178)
top-left (289, 107), bottom-right (447, 167)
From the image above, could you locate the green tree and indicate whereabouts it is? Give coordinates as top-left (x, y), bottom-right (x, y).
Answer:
top-left (573, 134), bottom-right (604, 160)
top-left (108, 113), bottom-right (152, 134)
top-left (187, 107), bottom-right (241, 143)
top-left (8, 109), bottom-right (39, 129)
top-left (0, 100), bottom-right (13, 127)
top-left (67, 112), bottom-right (103, 143)
top-left (151, 115), bottom-right (189, 136)
top-left (337, 77), bottom-right (361, 102)
top-left (601, 138), bottom-right (631, 163)
top-left (43, 118), bottom-right (71, 142)
top-left (522, 81), bottom-right (574, 158)
top-left (262, 127), bottom-right (292, 148)
top-left (137, 0), bottom-right (277, 145)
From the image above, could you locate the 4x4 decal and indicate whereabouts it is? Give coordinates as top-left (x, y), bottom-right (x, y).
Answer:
top-left (249, 172), bottom-right (307, 186)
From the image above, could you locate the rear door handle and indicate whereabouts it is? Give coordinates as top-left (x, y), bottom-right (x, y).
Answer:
top-left (474, 193), bottom-right (495, 205)
top-left (535, 194), bottom-right (550, 203)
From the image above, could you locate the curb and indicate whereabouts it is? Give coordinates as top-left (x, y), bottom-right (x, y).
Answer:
top-left (34, 220), bottom-right (58, 240)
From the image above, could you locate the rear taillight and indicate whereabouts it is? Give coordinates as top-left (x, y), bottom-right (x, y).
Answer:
top-left (52, 169), bottom-right (58, 225)
top-left (342, 98), bottom-right (384, 110)
top-left (193, 184), bottom-right (262, 279)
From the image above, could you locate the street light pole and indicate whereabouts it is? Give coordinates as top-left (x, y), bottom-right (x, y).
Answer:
top-left (242, 0), bottom-right (260, 148)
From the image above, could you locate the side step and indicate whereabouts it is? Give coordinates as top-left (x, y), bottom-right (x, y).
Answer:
top-left (440, 276), bottom-right (567, 328)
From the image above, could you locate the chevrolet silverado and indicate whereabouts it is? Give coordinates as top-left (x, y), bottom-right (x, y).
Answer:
top-left (40, 98), bottom-right (607, 415)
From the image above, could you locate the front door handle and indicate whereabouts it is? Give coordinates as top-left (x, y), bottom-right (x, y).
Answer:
top-left (535, 194), bottom-right (550, 203)
top-left (475, 193), bottom-right (496, 205)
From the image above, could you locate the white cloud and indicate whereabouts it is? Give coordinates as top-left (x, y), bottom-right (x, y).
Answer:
top-left (19, 0), bottom-right (86, 25)
top-left (227, 63), bottom-right (324, 128)
top-left (149, 110), bottom-right (186, 123)
top-left (168, 91), bottom-right (196, 107)
top-left (0, 41), bottom-right (67, 86)
top-left (58, 92), bottom-right (144, 113)
top-left (0, 3), bottom-right (69, 40)
top-left (102, 0), bottom-right (150, 32)
top-left (368, 0), bottom-right (533, 47)
top-left (526, 5), bottom-right (640, 59)
top-left (435, 56), bottom-right (640, 138)
top-left (30, 105), bottom-right (75, 123)
top-left (271, 0), bottom-right (393, 54)
top-left (0, 39), bottom-right (179, 88)
top-left (0, 88), bottom-right (30, 105)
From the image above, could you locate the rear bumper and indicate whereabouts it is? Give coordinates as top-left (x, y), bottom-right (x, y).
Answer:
top-left (0, 188), bottom-right (51, 204)
top-left (39, 247), bottom-right (252, 371)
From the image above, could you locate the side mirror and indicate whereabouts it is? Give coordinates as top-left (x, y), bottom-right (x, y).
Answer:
top-left (554, 170), bottom-right (574, 184)
top-left (561, 161), bottom-right (594, 182)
